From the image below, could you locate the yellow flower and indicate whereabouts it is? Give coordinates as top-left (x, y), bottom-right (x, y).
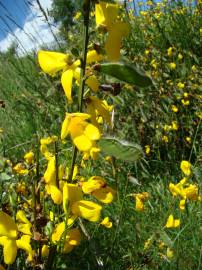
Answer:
top-left (177, 82), bottom-right (185, 89)
top-left (162, 135), bottom-right (169, 143)
top-left (73, 11), bottom-right (81, 21)
top-left (82, 176), bottom-right (106, 194)
top-left (169, 62), bottom-right (176, 70)
top-left (183, 184), bottom-right (199, 201)
top-left (181, 99), bottom-right (190, 106)
top-left (86, 96), bottom-right (113, 127)
top-left (167, 47), bottom-right (173, 57)
top-left (145, 145), bottom-right (151, 155)
top-left (178, 53), bottom-right (183, 60)
top-left (63, 183), bottom-right (83, 213)
top-left (38, 50), bottom-right (101, 103)
top-left (24, 151), bottom-right (34, 164)
top-left (61, 113), bottom-right (100, 152)
top-left (172, 121), bottom-right (178, 130)
top-left (13, 163), bottom-right (28, 175)
top-left (151, 59), bottom-right (158, 69)
top-left (183, 92), bottom-right (189, 98)
top-left (52, 222), bottom-right (81, 253)
top-left (95, 1), bottom-right (130, 61)
top-left (166, 247), bottom-right (174, 259)
top-left (179, 199), bottom-right (186, 210)
top-left (71, 200), bottom-right (102, 222)
top-left (165, 215), bottom-right (180, 228)
top-left (171, 105), bottom-right (178, 113)
top-left (186, 137), bottom-right (191, 143)
top-left (92, 186), bottom-right (116, 204)
top-left (133, 192), bottom-right (149, 211)
top-left (100, 217), bottom-right (112, 228)
top-left (180, 160), bottom-right (191, 176)
top-left (40, 135), bottom-right (58, 160)
top-left (41, 245), bottom-right (49, 257)
top-left (0, 211), bottom-right (33, 265)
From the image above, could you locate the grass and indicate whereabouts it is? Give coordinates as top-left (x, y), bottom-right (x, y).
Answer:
top-left (0, 0), bottom-right (201, 269)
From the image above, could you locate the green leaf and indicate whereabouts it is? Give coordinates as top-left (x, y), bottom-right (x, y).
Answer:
top-left (99, 137), bottom-right (143, 162)
top-left (94, 62), bottom-right (153, 88)
top-left (0, 172), bottom-right (11, 181)
top-left (159, 230), bottom-right (173, 248)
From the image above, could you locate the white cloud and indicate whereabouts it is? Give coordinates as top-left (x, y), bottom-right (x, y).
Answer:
top-left (0, 0), bottom-right (58, 55)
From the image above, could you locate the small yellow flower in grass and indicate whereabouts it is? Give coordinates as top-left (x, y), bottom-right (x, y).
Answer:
top-left (177, 82), bottom-right (185, 89)
top-left (171, 105), bottom-right (178, 113)
top-left (145, 145), bottom-right (151, 155)
top-left (0, 211), bottom-right (33, 265)
top-left (150, 59), bottom-right (158, 69)
top-left (165, 215), bottom-right (180, 228)
top-left (180, 160), bottom-right (191, 176)
top-left (144, 49), bottom-right (150, 55)
top-left (169, 62), bottom-right (176, 70)
top-left (166, 247), bottom-right (174, 259)
top-left (172, 121), bottom-right (178, 130)
top-left (162, 135), bottom-right (169, 143)
top-left (61, 113), bottom-right (100, 152)
top-left (100, 217), bottom-right (112, 228)
top-left (179, 199), bottom-right (186, 211)
top-left (38, 50), bottom-right (101, 103)
top-left (0, 128), bottom-right (4, 133)
top-left (178, 53), bottom-right (183, 60)
top-left (181, 99), bottom-right (190, 106)
top-left (167, 47), bottom-right (173, 57)
top-left (163, 124), bottom-right (172, 131)
top-left (183, 184), bottom-right (200, 201)
top-left (71, 200), bottom-right (102, 222)
top-left (24, 151), bottom-right (34, 164)
top-left (133, 192), bottom-right (149, 211)
top-left (13, 163), bottom-right (28, 175)
top-left (41, 245), bottom-right (49, 257)
top-left (73, 11), bottom-right (81, 21)
top-left (95, 1), bottom-right (130, 61)
top-left (191, 65), bottom-right (197, 72)
top-left (186, 137), bottom-right (191, 143)
top-left (144, 237), bottom-right (153, 250)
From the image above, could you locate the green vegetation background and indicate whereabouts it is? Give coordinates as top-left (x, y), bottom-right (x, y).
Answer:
top-left (0, 0), bottom-right (201, 269)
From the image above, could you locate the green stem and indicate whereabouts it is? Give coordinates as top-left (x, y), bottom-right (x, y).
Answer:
top-left (68, 0), bottom-right (91, 182)
top-left (54, 141), bottom-right (59, 188)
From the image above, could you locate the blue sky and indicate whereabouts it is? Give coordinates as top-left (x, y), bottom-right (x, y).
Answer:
top-left (0, 0), bottom-right (31, 41)
top-left (0, 0), bottom-right (56, 54)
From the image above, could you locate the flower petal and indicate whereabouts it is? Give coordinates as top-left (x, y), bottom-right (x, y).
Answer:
top-left (71, 200), bottom-right (102, 222)
top-left (105, 22), bottom-right (130, 61)
top-left (63, 183), bottom-right (83, 212)
top-left (61, 113), bottom-right (71, 140)
top-left (73, 135), bottom-right (92, 152)
top-left (95, 2), bottom-right (118, 29)
top-left (84, 124), bottom-right (100, 141)
top-left (87, 50), bottom-right (103, 63)
top-left (61, 69), bottom-right (74, 103)
top-left (3, 239), bottom-right (17, 265)
top-left (92, 186), bottom-right (115, 204)
top-left (86, 75), bottom-right (99, 92)
top-left (16, 235), bottom-right (33, 262)
top-left (49, 185), bottom-right (63, 205)
top-left (0, 211), bottom-right (17, 239)
top-left (38, 50), bottom-right (69, 76)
